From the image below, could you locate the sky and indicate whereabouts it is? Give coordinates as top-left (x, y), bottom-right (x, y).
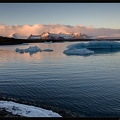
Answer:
top-left (0, 3), bottom-right (120, 28)
top-left (0, 3), bottom-right (120, 38)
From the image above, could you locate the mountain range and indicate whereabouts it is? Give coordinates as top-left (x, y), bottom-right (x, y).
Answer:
top-left (12, 32), bottom-right (90, 40)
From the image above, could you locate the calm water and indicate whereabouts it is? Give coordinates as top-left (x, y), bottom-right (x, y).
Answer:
top-left (0, 42), bottom-right (120, 117)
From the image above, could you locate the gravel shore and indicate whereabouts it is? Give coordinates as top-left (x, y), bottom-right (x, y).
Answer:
top-left (0, 93), bottom-right (81, 117)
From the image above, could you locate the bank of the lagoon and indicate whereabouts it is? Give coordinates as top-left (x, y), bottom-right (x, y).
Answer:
top-left (1, 36), bottom-right (120, 45)
top-left (0, 93), bottom-right (79, 117)
top-left (0, 41), bottom-right (120, 117)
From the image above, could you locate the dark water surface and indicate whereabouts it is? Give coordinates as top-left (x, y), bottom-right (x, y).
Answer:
top-left (0, 42), bottom-right (120, 117)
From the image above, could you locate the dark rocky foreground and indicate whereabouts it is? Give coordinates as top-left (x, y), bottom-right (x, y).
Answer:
top-left (0, 93), bottom-right (81, 117)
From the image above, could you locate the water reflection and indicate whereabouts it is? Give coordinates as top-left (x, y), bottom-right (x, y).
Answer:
top-left (0, 42), bottom-right (73, 64)
top-left (1, 42), bottom-right (120, 64)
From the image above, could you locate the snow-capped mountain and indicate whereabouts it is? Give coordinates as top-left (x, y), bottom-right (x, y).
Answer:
top-left (27, 34), bottom-right (42, 39)
top-left (9, 33), bottom-right (27, 39)
top-left (27, 32), bottom-right (90, 40)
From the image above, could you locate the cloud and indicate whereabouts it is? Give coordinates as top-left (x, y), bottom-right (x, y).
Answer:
top-left (0, 23), bottom-right (120, 39)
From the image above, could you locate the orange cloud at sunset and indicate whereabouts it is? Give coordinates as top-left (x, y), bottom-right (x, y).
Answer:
top-left (0, 23), bottom-right (120, 39)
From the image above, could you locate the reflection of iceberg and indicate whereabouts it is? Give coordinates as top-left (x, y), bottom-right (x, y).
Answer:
top-left (64, 41), bottom-right (120, 55)
top-left (15, 46), bottom-right (42, 54)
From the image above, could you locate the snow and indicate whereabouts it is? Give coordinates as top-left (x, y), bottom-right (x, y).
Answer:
top-left (15, 46), bottom-right (42, 54)
top-left (0, 101), bottom-right (61, 117)
top-left (64, 41), bottom-right (120, 55)
top-left (63, 48), bottom-right (94, 55)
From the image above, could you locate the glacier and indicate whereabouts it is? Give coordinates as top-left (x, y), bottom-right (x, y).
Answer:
top-left (63, 41), bottom-right (120, 55)
top-left (0, 101), bottom-right (61, 117)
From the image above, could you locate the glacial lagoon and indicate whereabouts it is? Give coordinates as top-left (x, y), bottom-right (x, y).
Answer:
top-left (0, 41), bottom-right (120, 117)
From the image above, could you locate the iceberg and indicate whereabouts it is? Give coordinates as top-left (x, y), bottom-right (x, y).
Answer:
top-left (63, 41), bottom-right (120, 56)
top-left (15, 48), bottom-right (20, 52)
top-left (63, 48), bottom-right (94, 55)
top-left (67, 41), bottom-right (120, 49)
top-left (15, 46), bottom-right (42, 54)
top-left (0, 100), bottom-right (61, 117)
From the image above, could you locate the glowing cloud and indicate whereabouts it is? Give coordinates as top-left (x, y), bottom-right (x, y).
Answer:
top-left (0, 23), bottom-right (120, 39)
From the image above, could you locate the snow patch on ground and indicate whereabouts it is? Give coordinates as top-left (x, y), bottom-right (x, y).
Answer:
top-left (0, 101), bottom-right (62, 117)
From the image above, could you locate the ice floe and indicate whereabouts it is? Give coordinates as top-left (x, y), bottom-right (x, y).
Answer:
top-left (0, 100), bottom-right (62, 117)
top-left (64, 41), bottom-right (120, 55)
top-left (67, 41), bottom-right (120, 49)
top-left (15, 46), bottom-right (42, 54)
top-left (15, 46), bottom-right (54, 54)
top-left (63, 48), bottom-right (94, 55)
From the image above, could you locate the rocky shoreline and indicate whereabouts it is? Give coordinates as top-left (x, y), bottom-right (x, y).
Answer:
top-left (0, 93), bottom-right (81, 117)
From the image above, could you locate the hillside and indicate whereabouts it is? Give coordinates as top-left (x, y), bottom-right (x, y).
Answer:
top-left (0, 36), bottom-right (23, 45)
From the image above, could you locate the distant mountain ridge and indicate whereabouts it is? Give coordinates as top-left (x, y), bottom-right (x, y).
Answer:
top-left (11, 32), bottom-right (90, 40)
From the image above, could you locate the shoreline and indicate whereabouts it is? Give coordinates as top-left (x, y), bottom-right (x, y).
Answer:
top-left (0, 93), bottom-right (81, 117)
top-left (0, 37), bottom-right (120, 45)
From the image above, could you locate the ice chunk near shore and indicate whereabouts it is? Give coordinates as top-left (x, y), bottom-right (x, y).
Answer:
top-left (0, 101), bottom-right (61, 117)
top-left (63, 48), bottom-right (94, 55)
top-left (15, 46), bottom-right (42, 54)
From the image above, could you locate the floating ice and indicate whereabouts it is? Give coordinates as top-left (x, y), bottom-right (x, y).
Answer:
top-left (64, 41), bottom-right (120, 55)
top-left (15, 46), bottom-right (42, 54)
top-left (15, 48), bottom-right (20, 52)
top-left (63, 48), bottom-right (94, 55)
top-left (42, 49), bottom-right (53, 52)
top-left (0, 101), bottom-right (61, 117)
top-left (67, 41), bottom-right (120, 49)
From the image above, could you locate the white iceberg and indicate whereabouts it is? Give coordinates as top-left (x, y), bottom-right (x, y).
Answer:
top-left (63, 48), bottom-right (94, 55)
top-left (0, 100), bottom-right (61, 117)
top-left (15, 46), bottom-right (42, 54)
top-left (64, 41), bottom-right (120, 55)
